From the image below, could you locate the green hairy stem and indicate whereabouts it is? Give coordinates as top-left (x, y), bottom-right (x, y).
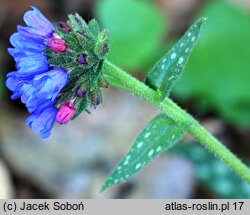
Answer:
top-left (103, 60), bottom-right (250, 185)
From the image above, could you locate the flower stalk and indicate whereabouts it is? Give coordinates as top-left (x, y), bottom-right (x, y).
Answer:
top-left (103, 60), bottom-right (250, 185)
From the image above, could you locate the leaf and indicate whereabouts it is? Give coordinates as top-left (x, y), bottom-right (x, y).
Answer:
top-left (67, 13), bottom-right (87, 32)
top-left (88, 19), bottom-right (100, 37)
top-left (101, 114), bottom-right (189, 191)
top-left (174, 1), bottom-right (250, 127)
top-left (73, 97), bottom-right (91, 119)
top-left (145, 18), bottom-right (206, 99)
top-left (95, 0), bottom-right (166, 71)
top-left (172, 143), bottom-right (250, 198)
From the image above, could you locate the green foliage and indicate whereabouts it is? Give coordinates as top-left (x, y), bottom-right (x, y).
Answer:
top-left (145, 18), bottom-right (205, 99)
top-left (174, 1), bottom-right (250, 126)
top-left (95, 0), bottom-right (166, 71)
top-left (172, 143), bottom-right (250, 198)
top-left (101, 114), bottom-right (189, 191)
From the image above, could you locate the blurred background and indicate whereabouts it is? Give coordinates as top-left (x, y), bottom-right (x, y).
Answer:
top-left (0, 0), bottom-right (250, 199)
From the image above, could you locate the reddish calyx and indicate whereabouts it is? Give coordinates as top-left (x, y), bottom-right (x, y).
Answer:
top-left (56, 101), bottom-right (76, 125)
top-left (47, 33), bottom-right (67, 53)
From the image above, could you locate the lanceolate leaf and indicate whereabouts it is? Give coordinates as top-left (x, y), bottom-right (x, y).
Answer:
top-left (175, 2), bottom-right (250, 126)
top-left (145, 18), bottom-right (206, 99)
top-left (101, 114), bottom-right (189, 191)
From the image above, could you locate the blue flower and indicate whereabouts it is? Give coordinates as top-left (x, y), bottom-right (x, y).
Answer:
top-left (26, 107), bottom-right (58, 139)
top-left (6, 7), bottom-right (69, 138)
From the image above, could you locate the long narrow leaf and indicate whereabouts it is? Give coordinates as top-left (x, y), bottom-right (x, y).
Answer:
top-left (101, 114), bottom-right (189, 191)
top-left (145, 18), bottom-right (206, 99)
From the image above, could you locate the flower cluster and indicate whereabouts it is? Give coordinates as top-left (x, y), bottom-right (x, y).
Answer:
top-left (6, 7), bottom-right (110, 138)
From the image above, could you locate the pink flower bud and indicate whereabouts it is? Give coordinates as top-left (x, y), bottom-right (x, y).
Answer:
top-left (47, 34), bottom-right (67, 53)
top-left (56, 101), bottom-right (76, 125)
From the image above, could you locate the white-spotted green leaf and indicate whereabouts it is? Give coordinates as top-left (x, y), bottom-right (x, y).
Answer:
top-left (145, 18), bottom-right (206, 99)
top-left (101, 114), bottom-right (189, 191)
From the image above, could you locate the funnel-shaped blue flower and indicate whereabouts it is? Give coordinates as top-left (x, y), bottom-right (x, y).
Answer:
top-left (6, 7), bottom-right (69, 138)
top-left (6, 7), bottom-right (110, 138)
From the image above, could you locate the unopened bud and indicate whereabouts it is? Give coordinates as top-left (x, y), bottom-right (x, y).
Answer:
top-left (47, 34), bottom-right (67, 53)
top-left (56, 101), bottom-right (76, 125)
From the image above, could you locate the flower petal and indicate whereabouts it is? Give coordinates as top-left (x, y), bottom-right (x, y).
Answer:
top-left (15, 54), bottom-right (48, 70)
top-left (23, 6), bottom-right (55, 34)
top-left (6, 6), bottom-right (69, 138)
top-left (23, 69), bottom-right (68, 112)
top-left (10, 33), bottom-right (46, 50)
top-left (17, 61), bottom-right (49, 77)
top-left (26, 107), bottom-right (57, 138)
top-left (17, 25), bottom-right (51, 41)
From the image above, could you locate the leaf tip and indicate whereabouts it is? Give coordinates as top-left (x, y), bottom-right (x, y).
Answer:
top-left (100, 180), bottom-right (110, 193)
top-left (99, 185), bottom-right (107, 193)
top-left (203, 17), bottom-right (208, 22)
top-left (100, 177), bottom-right (118, 193)
top-left (196, 17), bottom-right (208, 26)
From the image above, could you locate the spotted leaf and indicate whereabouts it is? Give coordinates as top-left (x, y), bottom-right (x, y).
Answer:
top-left (145, 18), bottom-right (206, 99)
top-left (101, 114), bottom-right (189, 191)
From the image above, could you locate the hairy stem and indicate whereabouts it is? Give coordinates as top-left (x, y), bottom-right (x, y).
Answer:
top-left (103, 60), bottom-right (250, 184)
